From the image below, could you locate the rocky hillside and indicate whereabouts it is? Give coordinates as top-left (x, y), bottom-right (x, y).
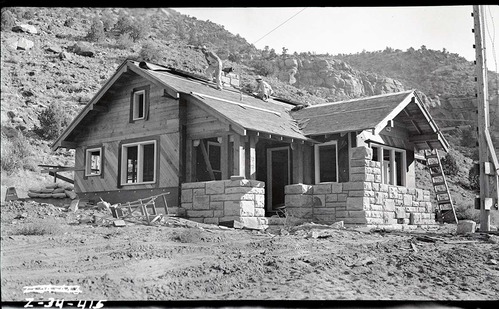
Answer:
top-left (1, 7), bottom-right (496, 218)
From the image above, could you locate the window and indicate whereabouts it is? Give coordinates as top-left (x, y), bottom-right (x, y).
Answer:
top-left (130, 85), bottom-right (150, 122)
top-left (85, 147), bottom-right (102, 176)
top-left (207, 141), bottom-right (222, 180)
top-left (371, 144), bottom-right (406, 186)
top-left (121, 140), bottom-right (156, 185)
top-left (314, 141), bottom-right (338, 183)
top-left (132, 90), bottom-right (145, 120)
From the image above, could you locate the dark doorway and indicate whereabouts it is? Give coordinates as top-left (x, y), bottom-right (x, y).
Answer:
top-left (267, 147), bottom-right (290, 212)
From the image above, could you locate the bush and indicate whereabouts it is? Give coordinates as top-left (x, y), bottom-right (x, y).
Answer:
top-left (114, 13), bottom-right (149, 42)
top-left (441, 153), bottom-right (459, 176)
top-left (114, 13), bottom-right (133, 35)
top-left (139, 41), bottom-right (162, 62)
top-left (14, 222), bottom-right (60, 236)
top-left (64, 17), bottom-right (75, 27)
top-left (86, 17), bottom-right (105, 42)
top-left (460, 128), bottom-right (476, 147)
top-left (251, 60), bottom-right (276, 77)
top-left (1, 10), bottom-right (16, 31)
top-left (34, 103), bottom-right (73, 140)
top-left (115, 32), bottom-right (134, 49)
top-left (0, 132), bottom-right (35, 174)
top-left (174, 229), bottom-right (202, 243)
top-left (468, 163), bottom-right (480, 191)
top-left (22, 9), bottom-right (35, 20)
top-left (101, 10), bottom-right (115, 31)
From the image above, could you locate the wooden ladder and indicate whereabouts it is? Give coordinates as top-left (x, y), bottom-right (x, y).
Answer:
top-left (424, 149), bottom-right (458, 224)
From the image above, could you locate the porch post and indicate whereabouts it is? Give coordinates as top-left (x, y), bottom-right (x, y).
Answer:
top-left (186, 139), bottom-right (193, 182)
top-left (220, 134), bottom-right (229, 179)
top-left (246, 134), bottom-right (257, 180)
top-left (292, 142), bottom-right (303, 183)
top-left (232, 134), bottom-right (245, 177)
top-left (390, 148), bottom-right (396, 185)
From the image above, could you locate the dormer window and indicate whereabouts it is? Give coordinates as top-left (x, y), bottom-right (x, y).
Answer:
top-left (130, 85), bottom-right (150, 123)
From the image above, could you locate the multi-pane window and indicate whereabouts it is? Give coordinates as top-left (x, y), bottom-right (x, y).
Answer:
top-left (121, 141), bottom-right (156, 185)
top-left (85, 148), bottom-right (101, 176)
top-left (314, 141), bottom-right (338, 183)
top-left (132, 90), bottom-right (145, 120)
top-left (371, 144), bottom-right (406, 186)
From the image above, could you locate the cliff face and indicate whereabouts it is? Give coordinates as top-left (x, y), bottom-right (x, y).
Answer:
top-left (273, 57), bottom-right (406, 101)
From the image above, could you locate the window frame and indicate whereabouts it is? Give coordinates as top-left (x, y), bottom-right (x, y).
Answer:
top-left (120, 140), bottom-right (157, 186)
top-left (84, 147), bottom-right (102, 177)
top-left (207, 140), bottom-right (222, 175)
top-left (371, 143), bottom-right (407, 186)
top-left (132, 89), bottom-right (146, 121)
top-left (314, 141), bottom-right (339, 184)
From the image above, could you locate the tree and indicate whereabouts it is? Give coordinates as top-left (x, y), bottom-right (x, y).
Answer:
top-left (86, 17), bottom-right (105, 42)
top-left (1, 9), bottom-right (15, 31)
top-left (441, 152), bottom-right (459, 177)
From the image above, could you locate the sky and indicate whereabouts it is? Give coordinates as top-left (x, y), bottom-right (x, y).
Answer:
top-left (174, 6), bottom-right (499, 72)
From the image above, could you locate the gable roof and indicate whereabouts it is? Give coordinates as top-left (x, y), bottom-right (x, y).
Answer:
top-left (291, 90), bottom-right (449, 151)
top-left (52, 60), bottom-right (448, 152)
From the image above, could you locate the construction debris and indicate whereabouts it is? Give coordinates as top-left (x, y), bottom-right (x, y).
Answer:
top-left (456, 220), bottom-right (476, 235)
top-left (28, 183), bottom-right (76, 199)
top-left (113, 220), bottom-right (126, 227)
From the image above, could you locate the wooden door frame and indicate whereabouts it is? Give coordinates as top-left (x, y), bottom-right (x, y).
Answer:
top-left (266, 146), bottom-right (291, 212)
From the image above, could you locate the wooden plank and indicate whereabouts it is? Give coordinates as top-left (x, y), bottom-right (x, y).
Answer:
top-left (199, 140), bottom-right (215, 180)
top-left (292, 142), bottom-right (303, 184)
top-left (409, 133), bottom-right (440, 143)
top-left (48, 172), bottom-right (74, 184)
top-left (232, 134), bottom-right (245, 177)
top-left (185, 139), bottom-right (193, 182)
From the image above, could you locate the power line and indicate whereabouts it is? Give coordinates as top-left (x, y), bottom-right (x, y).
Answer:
top-left (252, 8), bottom-right (307, 45)
top-left (485, 6), bottom-right (498, 77)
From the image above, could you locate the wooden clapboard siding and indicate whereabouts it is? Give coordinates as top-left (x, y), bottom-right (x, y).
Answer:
top-left (75, 72), bottom-right (179, 146)
top-left (74, 147), bottom-right (84, 193)
top-left (185, 102), bottom-right (229, 138)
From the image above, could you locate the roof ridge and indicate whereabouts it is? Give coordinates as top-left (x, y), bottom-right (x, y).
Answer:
top-left (303, 89), bottom-right (415, 109)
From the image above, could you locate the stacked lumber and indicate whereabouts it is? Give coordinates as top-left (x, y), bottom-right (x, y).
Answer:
top-left (28, 183), bottom-right (77, 199)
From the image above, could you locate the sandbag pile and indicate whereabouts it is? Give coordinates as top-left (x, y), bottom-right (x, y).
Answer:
top-left (28, 183), bottom-right (77, 199)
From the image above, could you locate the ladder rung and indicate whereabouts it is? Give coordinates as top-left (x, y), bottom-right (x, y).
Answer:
top-left (438, 200), bottom-right (452, 204)
top-left (431, 173), bottom-right (443, 177)
top-left (432, 182), bottom-right (445, 186)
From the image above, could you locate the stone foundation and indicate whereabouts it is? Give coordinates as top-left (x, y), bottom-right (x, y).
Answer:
top-left (181, 176), bottom-right (267, 229)
top-left (285, 146), bottom-right (437, 228)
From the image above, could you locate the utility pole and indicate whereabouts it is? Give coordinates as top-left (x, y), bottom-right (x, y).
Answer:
top-left (473, 5), bottom-right (498, 231)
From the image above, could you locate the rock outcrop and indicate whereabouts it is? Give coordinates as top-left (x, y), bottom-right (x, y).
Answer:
top-left (273, 56), bottom-right (406, 100)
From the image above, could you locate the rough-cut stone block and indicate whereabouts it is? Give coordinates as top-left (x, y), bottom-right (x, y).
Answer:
top-left (181, 189), bottom-right (193, 203)
top-left (346, 197), bottom-right (369, 210)
top-left (457, 220), bottom-right (476, 234)
top-left (189, 217), bottom-right (204, 223)
top-left (225, 187), bottom-right (265, 194)
top-left (313, 195), bottom-right (325, 207)
top-left (314, 183), bottom-right (332, 194)
top-left (193, 195), bottom-right (210, 210)
top-left (211, 201), bottom-right (224, 210)
top-left (224, 201), bottom-right (241, 216)
top-left (350, 159), bottom-right (370, 167)
top-left (182, 182), bottom-right (206, 189)
top-left (395, 208), bottom-right (406, 219)
top-left (379, 184), bottom-right (389, 192)
top-left (365, 210), bottom-right (383, 218)
top-left (285, 194), bottom-right (313, 207)
top-left (314, 214), bottom-right (336, 223)
top-left (374, 175), bottom-right (382, 183)
top-left (342, 182), bottom-right (365, 191)
top-left (423, 195), bottom-right (431, 202)
top-left (226, 178), bottom-right (252, 187)
top-left (326, 194), bottom-right (338, 202)
top-left (248, 180), bottom-right (265, 188)
top-left (350, 173), bottom-right (374, 182)
top-left (182, 203), bottom-right (193, 210)
top-left (214, 210), bottom-right (224, 218)
top-left (205, 181), bottom-right (225, 194)
top-left (337, 194), bottom-right (348, 202)
top-left (238, 217), bottom-right (264, 229)
top-left (364, 182), bottom-right (373, 191)
top-left (384, 199), bottom-right (395, 211)
top-left (371, 167), bottom-right (381, 175)
top-left (366, 217), bottom-right (384, 225)
top-left (254, 194), bottom-right (265, 208)
top-left (335, 210), bottom-right (348, 218)
top-left (375, 192), bottom-right (385, 205)
top-left (211, 193), bottom-right (254, 202)
top-left (364, 190), bottom-right (375, 197)
top-left (193, 188), bottom-right (206, 197)
top-left (254, 208), bottom-right (265, 217)
top-left (399, 187), bottom-right (408, 194)
top-left (348, 210), bottom-right (367, 218)
top-left (285, 184), bottom-right (313, 194)
top-left (350, 166), bottom-right (369, 174)
top-left (220, 216), bottom-right (240, 222)
top-left (416, 189), bottom-right (424, 201)
top-left (314, 207), bottom-right (336, 215)
top-left (187, 210), bottom-right (214, 218)
top-left (240, 201), bottom-right (255, 217)
top-left (204, 217), bottom-right (219, 225)
top-left (408, 188), bottom-right (416, 196)
top-left (403, 194), bottom-right (413, 206)
top-left (351, 146), bottom-right (372, 160)
top-left (369, 204), bottom-right (383, 211)
top-left (331, 183), bottom-right (343, 193)
top-left (348, 190), bottom-right (365, 197)
top-left (230, 175), bottom-right (245, 181)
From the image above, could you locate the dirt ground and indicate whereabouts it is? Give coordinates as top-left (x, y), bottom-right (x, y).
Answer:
top-left (1, 200), bottom-right (499, 302)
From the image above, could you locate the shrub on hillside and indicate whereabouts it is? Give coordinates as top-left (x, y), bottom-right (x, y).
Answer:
top-left (139, 41), bottom-right (163, 63)
top-left (114, 13), bottom-right (133, 35)
top-left (1, 10), bottom-right (16, 31)
top-left (114, 13), bottom-right (149, 42)
top-left (34, 104), bottom-right (72, 140)
top-left (251, 60), bottom-right (276, 77)
top-left (22, 9), bottom-right (35, 20)
top-left (64, 17), bottom-right (75, 27)
top-left (86, 17), bottom-right (105, 42)
top-left (0, 132), bottom-right (36, 174)
top-left (115, 33), bottom-right (134, 49)
top-left (460, 128), bottom-right (476, 147)
top-left (101, 10), bottom-right (115, 31)
top-left (441, 153), bottom-right (459, 176)
top-left (468, 163), bottom-right (480, 191)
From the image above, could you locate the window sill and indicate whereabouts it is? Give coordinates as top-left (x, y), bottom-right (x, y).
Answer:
top-left (120, 181), bottom-right (156, 186)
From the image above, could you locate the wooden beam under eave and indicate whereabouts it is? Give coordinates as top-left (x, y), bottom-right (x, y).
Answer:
top-left (164, 87), bottom-right (179, 99)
